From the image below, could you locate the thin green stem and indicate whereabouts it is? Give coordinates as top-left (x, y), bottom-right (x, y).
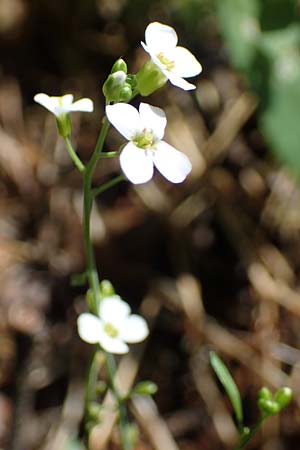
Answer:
top-left (64, 136), bottom-right (85, 173)
top-left (99, 151), bottom-right (120, 158)
top-left (234, 417), bottom-right (265, 450)
top-left (84, 350), bottom-right (103, 423)
top-left (92, 174), bottom-right (125, 199)
top-left (105, 352), bottom-right (132, 450)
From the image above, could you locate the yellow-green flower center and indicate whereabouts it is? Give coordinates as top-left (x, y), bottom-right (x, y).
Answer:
top-left (134, 129), bottom-right (155, 149)
top-left (157, 52), bottom-right (175, 71)
top-left (104, 322), bottom-right (119, 338)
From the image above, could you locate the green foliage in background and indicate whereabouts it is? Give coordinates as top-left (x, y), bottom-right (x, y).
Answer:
top-left (215, 0), bottom-right (300, 171)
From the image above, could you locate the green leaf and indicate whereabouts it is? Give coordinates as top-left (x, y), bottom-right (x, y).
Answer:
top-left (209, 351), bottom-right (243, 427)
top-left (215, 0), bottom-right (261, 71)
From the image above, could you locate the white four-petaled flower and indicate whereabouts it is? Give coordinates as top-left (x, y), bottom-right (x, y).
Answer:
top-left (106, 102), bottom-right (192, 184)
top-left (141, 22), bottom-right (202, 91)
top-left (77, 295), bottom-right (149, 354)
top-left (34, 93), bottom-right (94, 117)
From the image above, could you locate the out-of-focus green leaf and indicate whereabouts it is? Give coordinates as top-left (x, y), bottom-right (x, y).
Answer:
top-left (209, 351), bottom-right (243, 427)
top-left (215, 0), bottom-right (300, 172)
top-left (215, 0), bottom-right (261, 70)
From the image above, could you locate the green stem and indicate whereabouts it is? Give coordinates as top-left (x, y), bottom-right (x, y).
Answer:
top-left (105, 352), bottom-right (132, 450)
top-left (84, 350), bottom-right (103, 423)
top-left (234, 418), bottom-right (265, 450)
top-left (92, 174), bottom-right (125, 199)
top-left (81, 114), bottom-right (131, 450)
top-left (64, 136), bottom-right (85, 173)
top-left (99, 151), bottom-right (120, 158)
top-left (82, 116), bottom-right (110, 313)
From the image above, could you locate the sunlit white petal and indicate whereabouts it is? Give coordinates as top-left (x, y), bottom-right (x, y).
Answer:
top-left (154, 141), bottom-right (192, 183)
top-left (61, 94), bottom-right (74, 108)
top-left (167, 73), bottom-right (196, 90)
top-left (139, 103), bottom-right (166, 140)
top-left (98, 330), bottom-right (129, 354)
top-left (77, 313), bottom-right (101, 344)
top-left (172, 47), bottom-right (202, 78)
top-left (99, 296), bottom-right (131, 325)
top-left (145, 22), bottom-right (178, 53)
top-left (120, 142), bottom-right (154, 184)
top-left (34, 93), bottom-right (57, 114)
top-left (106, 103), bottom-right (142, 140)
top-left (70, 98), bottom-right (94, 112)
top-left (120, 315), bottom-right (149, 343)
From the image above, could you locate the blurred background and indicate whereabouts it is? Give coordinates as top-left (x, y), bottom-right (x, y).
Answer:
top-left (1, 0), bottom-right (300, 449)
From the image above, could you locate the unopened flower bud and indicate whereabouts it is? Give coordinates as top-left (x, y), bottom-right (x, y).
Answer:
top-left (258, 387), bottom-right (272, 401)
top-left (111, 58), bottom-right (127, 74)
top-left (136, 60), bottom-right (167, 96)
top-left (119, 83), bottom-right (132, 102)
top-left (100, 280), bottom-right (115, 297)
top-left (102, 71), bottom-right (127, 102)
top-left (274, 387), bottom-right (292, 410)
top-left (258, 398), bottom-right (280, 416)
top-left (133, 381), bottom-right (158, 396)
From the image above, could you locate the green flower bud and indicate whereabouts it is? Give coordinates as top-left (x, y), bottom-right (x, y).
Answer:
top-left (56, 113), bottom-right (71, 137)
top-left (88, 402), bottom-right (102, 420)
top-left (102, 71), bottom-right (127, 102)
top-left (111, 58), bottom-right (127, 74)
top-left (119, 83), bottom-right (132, 102)
top-left (274, 387), bottom-right (292, 410)
top-left (100, 280), bottom-right (115, 297)
top-left (133, 380), bottom-right (158, 396)
top-left (258, 398), bottom-right (280, 416)
top-left (136, 60), bottom-right (167, 96)
top-left (258, 387), bottom-right (272, 401)
top-left (126, 74), bottom-right (137, 91)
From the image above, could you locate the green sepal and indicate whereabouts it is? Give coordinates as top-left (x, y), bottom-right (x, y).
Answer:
top-left (56, 113), bottom-right (71, 137)
top-left (136, 60), bottom-right (167, 96)
top-left (111, 58), bottom-right (127, 74)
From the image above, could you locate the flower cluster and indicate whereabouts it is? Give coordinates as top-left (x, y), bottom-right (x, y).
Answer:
top-left (77, 295), bottom-right (149, 354)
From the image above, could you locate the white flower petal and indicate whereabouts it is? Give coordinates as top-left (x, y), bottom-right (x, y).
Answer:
top-left (172, 46), bottom-right (202, 78)
top-left (166, 73), bottom-right (196, 90)
top-left (99, 296), bottom-right (131, 325)
top-left (106, 103), bottom-right (142, 140)
top-left (69, 98), bottom-right (94, 112)
top-left (120, 315), bottom-right (149, 343)
top-left (34, 93), bottom-right (57, 114)
top-left (77, 313), bottom-right (102, 344)
top-left (139, 103), bottom-right (166, 140)
top-left (98, 333), bottom-right (129, 354)
top-left (145, 22), bottom-right (178, 53)
top-left (153, 141), bottom-right (192, 183)
top-left (61, 94), bottom-right (74, 108)
top-left (120, 142), bottom-right (154, 184)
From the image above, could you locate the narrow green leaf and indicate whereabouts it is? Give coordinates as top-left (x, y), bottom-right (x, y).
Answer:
top-left (209, 351), bottom-right (243, 427)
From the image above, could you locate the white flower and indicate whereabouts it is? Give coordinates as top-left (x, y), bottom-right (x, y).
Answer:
top-left (77, 295), bottom-right (149, 354)
top-left (141, 22), bottom-right (202, 91)
top-left (34, 93), bottom-right (94, 117)
top-left (106, 102), bottom-right (192, 184)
